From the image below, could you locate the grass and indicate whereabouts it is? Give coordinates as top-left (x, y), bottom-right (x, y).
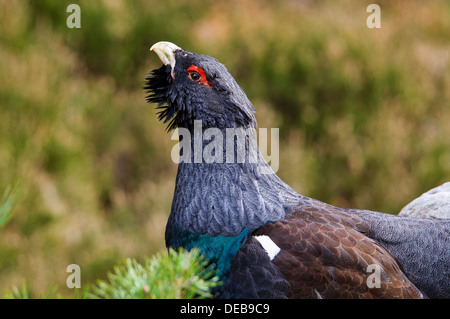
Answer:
top-left (0, 0), bottom-right (449, 297)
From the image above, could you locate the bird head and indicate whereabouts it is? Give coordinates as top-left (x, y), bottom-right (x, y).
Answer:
top-left (145, 41), bottom-right (256, 131)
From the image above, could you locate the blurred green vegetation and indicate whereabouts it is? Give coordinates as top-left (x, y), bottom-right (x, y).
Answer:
top-left (0, 185), bottom-right (20, 231)
top-left (4, 248), bottom-right (221, 299)
top-left (0, 0), bottom-right (449, 297)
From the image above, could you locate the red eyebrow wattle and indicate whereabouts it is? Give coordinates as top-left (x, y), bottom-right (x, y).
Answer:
top-left (187, 65), bottom-right (212, 87)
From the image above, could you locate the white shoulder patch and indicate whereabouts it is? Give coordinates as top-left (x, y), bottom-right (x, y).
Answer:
top-left (314, 288), bottom-right (324, 299)
top-left (253, 235), bottom-right (281, 260)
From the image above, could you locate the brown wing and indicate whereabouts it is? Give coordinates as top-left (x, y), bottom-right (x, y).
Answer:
top-left (253, 207), bottom-right (425, 299)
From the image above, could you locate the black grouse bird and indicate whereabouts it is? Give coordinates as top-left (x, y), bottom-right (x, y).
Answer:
top-left (144, 41), bottom-right (450, 299)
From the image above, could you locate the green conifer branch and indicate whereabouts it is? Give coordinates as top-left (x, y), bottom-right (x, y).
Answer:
top-left (87, 248), bottom-right (222, 299)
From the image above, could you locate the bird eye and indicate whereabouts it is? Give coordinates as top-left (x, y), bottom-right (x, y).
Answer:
top-left (187, 65), bottom-right (212, 87)
top-left (189, 71), bottom-right (201, 81)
